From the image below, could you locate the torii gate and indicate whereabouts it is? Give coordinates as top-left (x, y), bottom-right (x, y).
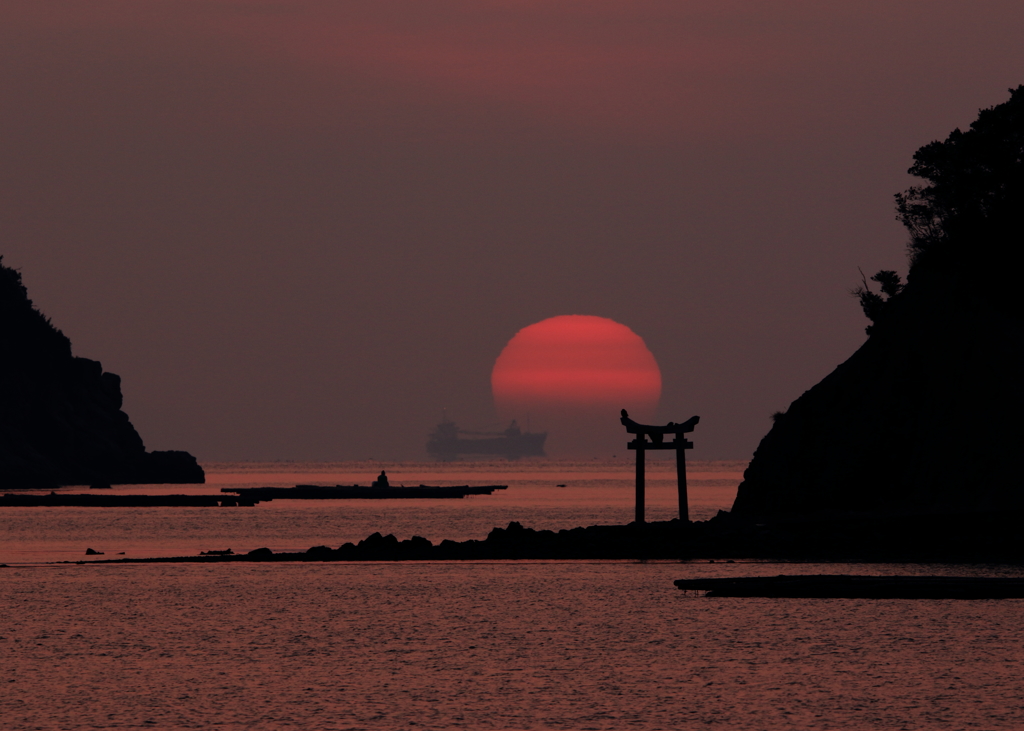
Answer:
top-left (620, 409), bottom-right (699, 524)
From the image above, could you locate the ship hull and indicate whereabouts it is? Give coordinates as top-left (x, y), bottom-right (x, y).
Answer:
top-left (427, 433), bottom-right (546, 460)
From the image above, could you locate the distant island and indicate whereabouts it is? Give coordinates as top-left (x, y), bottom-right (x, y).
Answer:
top-left (0, 258), bottom-right (203, 488)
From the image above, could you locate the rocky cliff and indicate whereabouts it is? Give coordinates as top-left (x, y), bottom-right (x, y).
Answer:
top-left (733, 86), bottom-right (1024, 517)
top-left (0, 259), bottom-right (204, 487)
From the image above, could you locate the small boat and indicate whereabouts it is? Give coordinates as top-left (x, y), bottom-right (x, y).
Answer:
top-left (0, 493), bottom-right (223, 507)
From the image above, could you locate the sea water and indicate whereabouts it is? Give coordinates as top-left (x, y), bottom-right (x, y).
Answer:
top-left (3, 460), bottom-right (1024, 730)
top-left (0, 459), bottom-right (744, 564)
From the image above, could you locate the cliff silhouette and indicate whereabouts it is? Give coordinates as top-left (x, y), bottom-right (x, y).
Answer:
top-left (0, 259), bottom-right (203, 487)
top-left (733, 86), bottom-right (1024, 517)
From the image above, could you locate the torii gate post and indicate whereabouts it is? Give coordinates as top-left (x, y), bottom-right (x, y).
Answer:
top-left (621, 410), bottom-right (699, 523)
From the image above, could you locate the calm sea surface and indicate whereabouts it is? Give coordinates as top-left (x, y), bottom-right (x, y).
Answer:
top-left (4, 461), bottom-right (1024, 730)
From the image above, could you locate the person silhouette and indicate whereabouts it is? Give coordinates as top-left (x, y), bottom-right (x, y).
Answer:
top-left (374, 470), bottom-right (389, 487)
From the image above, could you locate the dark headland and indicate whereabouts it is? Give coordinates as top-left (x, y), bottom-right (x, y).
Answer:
top-left (0, 258), bottom-right (203, 488)
top-left (734, 86), bottom-right (1024, 519)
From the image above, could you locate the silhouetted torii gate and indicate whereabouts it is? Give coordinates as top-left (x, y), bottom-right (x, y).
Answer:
top-left (620, 409), bottom-right (699, 524)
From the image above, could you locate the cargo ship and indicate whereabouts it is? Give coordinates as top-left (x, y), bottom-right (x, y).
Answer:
top-left (426, 419), bottom-right (546, 461)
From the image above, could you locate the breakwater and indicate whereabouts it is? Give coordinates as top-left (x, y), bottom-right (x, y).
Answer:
top-left (674, 575), bottom-right (1024, 599)
top-left (221, 484), bottom-right (507, 500)
top-left (1, 493), bottom-right (225, 507)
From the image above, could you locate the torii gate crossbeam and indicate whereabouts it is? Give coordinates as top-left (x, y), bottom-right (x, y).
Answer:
top-left (621, 410), bottom-right (699, 524)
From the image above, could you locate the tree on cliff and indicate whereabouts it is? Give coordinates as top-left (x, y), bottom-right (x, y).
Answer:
top-left (0, 256), bottom-right (72, 361)
top-left (855, 85), bottom-right (1024, 329)
top-left (853, 268), bottom-right (904, 333)
top-left (896, 85), bottom-right (1024, 272)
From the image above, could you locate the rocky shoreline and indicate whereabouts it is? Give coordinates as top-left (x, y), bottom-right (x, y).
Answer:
top-left (80, 509), bottom-right (1024, 564)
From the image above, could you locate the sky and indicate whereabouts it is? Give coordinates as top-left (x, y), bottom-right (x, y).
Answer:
top-left (2, 1), bottom-right (1023, 460)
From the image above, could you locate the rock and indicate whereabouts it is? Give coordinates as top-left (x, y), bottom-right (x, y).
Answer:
top-left (247, 547), bottom-right (273, 557)
top-left (84, 548), bottom-right (103, 555)
top-left (0, 258), bottom-right (204, 487)
top-left (354, 532), bottom-right (402, 558)
top-left (403, 536), bottom-right (433, 552)
top-left (138, 451), bottom-right (204, 484)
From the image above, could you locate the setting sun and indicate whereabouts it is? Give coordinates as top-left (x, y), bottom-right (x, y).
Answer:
top-left (492, 315), bottom-right (661, 425)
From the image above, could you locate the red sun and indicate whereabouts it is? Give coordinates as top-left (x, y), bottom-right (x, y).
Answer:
top-left (491, 315), bottom-right (661, 423)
